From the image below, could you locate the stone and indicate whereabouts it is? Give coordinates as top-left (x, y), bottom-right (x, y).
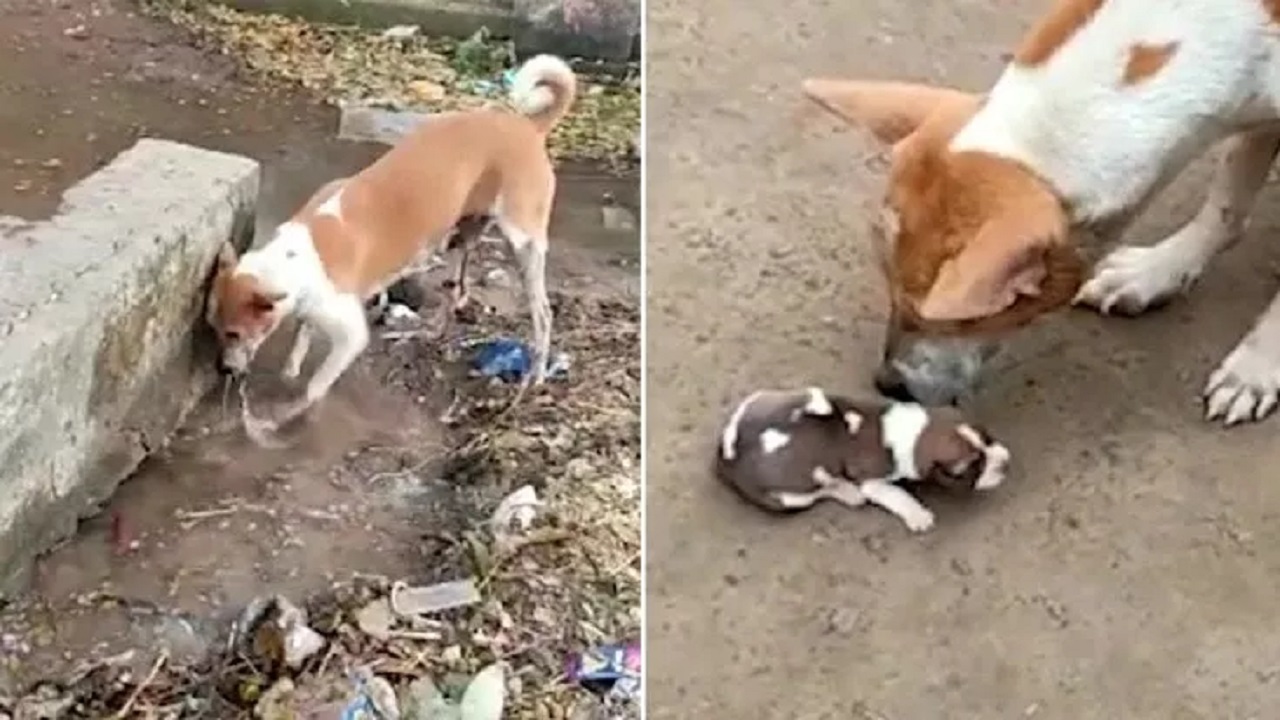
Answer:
top-left (0, 138), bottom-right (259, 592)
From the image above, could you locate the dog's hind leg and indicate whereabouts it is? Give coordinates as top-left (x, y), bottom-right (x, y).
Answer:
top-left (495, 174), bottom-right (555, 386)
top-left (1076, 128), bottom-right (1280, 316)
top-left (497, 220), bottom-right (552, 385)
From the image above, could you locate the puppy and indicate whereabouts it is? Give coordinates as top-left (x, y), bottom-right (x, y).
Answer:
top-left (206, 54), bottom-right (576, 438)
top-left (714, 387), bottom-right (1010, 532)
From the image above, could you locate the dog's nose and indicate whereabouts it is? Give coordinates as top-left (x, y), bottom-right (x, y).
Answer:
top-left (874, 366), bottom-right (916, 403)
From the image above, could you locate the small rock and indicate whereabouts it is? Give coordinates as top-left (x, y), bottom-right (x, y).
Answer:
top-left (381, 24), bottom-right (420, 40)
top-left (459, 663), bottom-right (505, 720)
top-left (248, 595), bottom-right (326, 670)
top-left (40, 158), bottom-right (62, 169)
top-left (400, 676), bottom-right (457, 720)
top-left (355, 598), bottom-right (395, 641)
top-left (824, 607), bottom-right (860, 635)
top-left (408, 80), bottom-right (447, 103)
top-left (254, 678), bottom-right (295, 720)
top-left (600, 205), bottom-right (636, 232)
top-left (62, 24), bottom-right (88, 39)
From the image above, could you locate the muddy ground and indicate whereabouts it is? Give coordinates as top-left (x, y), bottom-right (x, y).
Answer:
top-left (0, 0), bottom-right (638, 715)
top-left (647, 1), bottom-right (1280, 719)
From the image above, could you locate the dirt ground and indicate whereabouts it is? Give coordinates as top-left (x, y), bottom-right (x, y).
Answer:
top-left (646, 1), bottom-right (1280, 719)
top-left (0, 0), bottom-right (638, 714)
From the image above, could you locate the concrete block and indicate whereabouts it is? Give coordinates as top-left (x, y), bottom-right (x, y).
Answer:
top-left (0, 139), bottom-right (259, 593)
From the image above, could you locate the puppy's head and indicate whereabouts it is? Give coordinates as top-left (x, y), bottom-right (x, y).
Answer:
top-left (913, 406), bottom-right (1010, 492)
top-left (800, 79), bottom-right (1084, 406)
top-left (206, 242), bottom-right (287, 376)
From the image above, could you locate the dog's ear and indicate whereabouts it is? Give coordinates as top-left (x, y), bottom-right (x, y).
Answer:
top-left (250, 289), bottom-right (287, 314)
top-left (216, 242), bottom-right (238, 273)
top-left (800, 79), bottom-right (978, 145)
top-left (916, 203), bottom-right (1068, 321)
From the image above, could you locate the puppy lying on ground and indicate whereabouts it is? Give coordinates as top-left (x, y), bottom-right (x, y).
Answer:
top-left (715, 388), bottom-right (1010, 532)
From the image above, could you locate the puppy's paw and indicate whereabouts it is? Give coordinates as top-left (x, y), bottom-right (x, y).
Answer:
top-left (1205, 342), bottom-right (1280, 426)
top-left (902, 507), bottom-right (936, 534)
top-left (1073, 245), bottom-right (1197, 316)
top-left (281, 363), bottom-right (303, 382)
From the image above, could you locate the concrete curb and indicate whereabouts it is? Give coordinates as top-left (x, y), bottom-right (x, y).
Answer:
top-left (0, 139), bottom-right (259, 593)
top-left (219, 0), bottom-right (640, 61)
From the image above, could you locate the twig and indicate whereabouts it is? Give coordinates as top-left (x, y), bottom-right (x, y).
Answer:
top-left (114, 650), bottom-right (168, 719)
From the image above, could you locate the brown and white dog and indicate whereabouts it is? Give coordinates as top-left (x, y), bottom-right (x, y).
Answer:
top-left (803, 0), bottom-right (1280, 425)
top-left (715, 387), bottom-right (1010, 532)
top-left (207, 54), bottom-right (576, 436)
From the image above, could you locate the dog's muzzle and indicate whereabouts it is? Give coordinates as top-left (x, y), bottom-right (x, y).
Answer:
top-left (876, 335), bottom-right (998, 406)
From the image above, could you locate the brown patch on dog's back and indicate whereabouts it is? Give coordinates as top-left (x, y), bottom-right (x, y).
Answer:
top-left (1263, 0), bottom-right (1280, 24)
top-left (1121, 41), bottom-right (1179, 85)
top-left (1013, 0), bottom-right (1105, 67)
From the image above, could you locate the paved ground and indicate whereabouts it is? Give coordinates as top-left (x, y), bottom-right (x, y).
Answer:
top-left (646, 1), bottom-right (1280, 718)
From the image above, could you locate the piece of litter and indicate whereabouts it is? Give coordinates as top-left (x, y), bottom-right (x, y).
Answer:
top-left (458, 663), bottom-right (505, 720)
top-left (384, 302), bottom-right (421, 329)
top-left (380, 24), bottom-right (419, 40)
top-left (354, 598), bottom-right (395, 641)
top-left (247, 596), bottom-right (326, 670)
top-left (490, 485), bottom-right (541, 535)
top-left (566, 642), bottom-right (641, 700)
top-left (469, 337), bottom-right (569, 382)
top-left (340, 668), bottom-right (400, 720)
top-left (391, 579), bottom-right (481, 618)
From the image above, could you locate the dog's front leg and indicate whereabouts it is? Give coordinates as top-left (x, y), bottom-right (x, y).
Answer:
top-left (857, 480), bottom-right (934, 533)
top-left (279, 296), bottom-right (369, 424)
top-left (1205, 293), bottom-right (1280, 426)
top-left (282, 322), bottom-right (312, 381)
top-left (1076, 128), bottom-right (1280, 315)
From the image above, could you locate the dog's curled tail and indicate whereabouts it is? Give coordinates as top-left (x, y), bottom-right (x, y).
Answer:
top-left (510, 54), bottom-right (577, 135)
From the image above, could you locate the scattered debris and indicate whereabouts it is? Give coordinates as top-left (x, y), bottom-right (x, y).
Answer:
top-left (380, 24), bottom-right (420, 41)
top-left (1, 268), bottom-right (639, 719)
top-left (456, 662), bottom-right (505, 720)
top-left (469, 337), bottom-right (570, 382)
top-left (390, 580), bottom-right (482, 618)
top-left (341, 667), bottom-right (400, 719)
top-left (254, 678), bottom-right (295, 720)
top-left (490, 485), bottom-right (541, 538)
top-left (566, 642), bottom-right (640, 701)
top-left (244, 595), bottom-right (327, 671)
top-left (140, 0), bottom-right (640, 168)
top-left (354, 598), bottom-right (395, 641)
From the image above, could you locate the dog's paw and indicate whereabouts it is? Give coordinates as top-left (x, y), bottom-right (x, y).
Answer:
top-left (281, 363), bottom-right (303, 382)
top-left (1074, 245), bottom-right (1198, 316)
top-left (902, 507), bottom-right (936, 534)
top-left (1204, 342), bottom-right (1280, 426)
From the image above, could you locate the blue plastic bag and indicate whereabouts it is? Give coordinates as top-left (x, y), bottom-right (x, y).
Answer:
top-left (470, 337), bottom-right (570, 382)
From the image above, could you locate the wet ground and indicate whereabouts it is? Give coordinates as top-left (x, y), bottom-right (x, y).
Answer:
top-left (647, 1), bottom-right (1280, 719)
top-left (0, 0), bottom-right (637, 694)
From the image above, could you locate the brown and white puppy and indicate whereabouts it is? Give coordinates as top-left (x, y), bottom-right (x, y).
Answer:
top-left (801, 0), bottom-right (1280, 425)
top-left (714, 387), bottom-right (1010, 532)
top-left (206, 55), bottom-right (576, 441)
